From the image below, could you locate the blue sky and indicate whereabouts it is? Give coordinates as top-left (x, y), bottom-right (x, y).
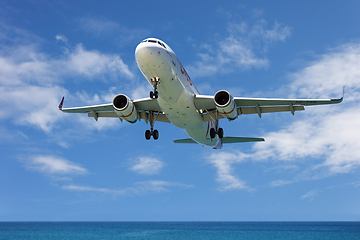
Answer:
top-left (1, 0), bottom-right (360, 221)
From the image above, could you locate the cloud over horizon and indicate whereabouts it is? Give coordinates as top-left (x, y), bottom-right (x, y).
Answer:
top-left (62, 180), bottom-right (193, 196)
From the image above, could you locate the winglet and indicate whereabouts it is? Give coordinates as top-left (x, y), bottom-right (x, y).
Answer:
top-left (330, 87), bottom-right (345, 104)
top-left (58, 97), bottom-right (64, 110)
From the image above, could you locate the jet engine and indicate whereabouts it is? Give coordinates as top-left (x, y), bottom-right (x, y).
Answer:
top-left (113, 94), bottom-right (138, 123)
top-left (214, 90), bottom-right (238, 120)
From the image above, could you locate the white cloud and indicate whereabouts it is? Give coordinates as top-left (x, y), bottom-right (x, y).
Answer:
top-left (0, 24), bottom-right (135, 132)
top-left (55, 34), bottom-right (68, 44)
top-left (206, 42), bottom-right (360, 189)
top-left (350, 181), bottom-right (360, 188)
top-left (208, 152), bottom-right (252, 191)
top-left (188, 20), bottom-right (291, 77)
top-left (133, 180), bottom-right (193, 193)
top-left (301, 190), bottom-right (319, 200)
top-left (25, 155), bottom-right (88, 175)
top-left (0, 44), bottom-right (57, 86)
top-left (130, 85), bottom-right (152, 100)
top-left (270, 180), bottom-right (293, 187)
top-left (62, 184), bottom-right (125, 195)
top-left (250, 20), bottom-right (291, 43)
top-left (62, 180), bottom-right (193, 195)
top-left (130, 157), bottom-right (164, 175)
top-left (65, 44), bottom-right (134, 78)
top-left (253, 42), bottom-right (360, 177)
top-left (254, 108), bottom-right (360, 175)
top-left (289, 43), bottom-right (360, 100)
top-left (220, 36), bottom-right (269, 69)
top-left (0, 84), bottom-right (67, 132)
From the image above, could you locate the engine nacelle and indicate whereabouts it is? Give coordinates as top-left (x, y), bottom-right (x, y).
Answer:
top-left (113, 94), bottom-right (138, 123)
top-left (214, 90), bottom-right (238, 120)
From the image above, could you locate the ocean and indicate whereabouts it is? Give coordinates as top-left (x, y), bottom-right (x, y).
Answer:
top-left (0, 222), bottom-right (359, 239)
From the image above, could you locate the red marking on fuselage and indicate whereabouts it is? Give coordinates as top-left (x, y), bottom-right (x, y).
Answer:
top-left (180, 64), bottom-right (193, 86)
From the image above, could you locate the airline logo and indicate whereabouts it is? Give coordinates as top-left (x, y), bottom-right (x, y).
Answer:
top-left (180, 64), bottom-right (193, 86)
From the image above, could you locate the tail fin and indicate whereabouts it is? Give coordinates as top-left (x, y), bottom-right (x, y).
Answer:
top-left (58, 97), bottom-right (65, 110)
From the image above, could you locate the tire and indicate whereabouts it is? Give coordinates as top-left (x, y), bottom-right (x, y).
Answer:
top-left (218, 128), bottom-right (224, 138)
top-left (150, 91), bottom-right (154, 99)
top-left (145, 130), bottom-right (151, 140)
top-left (154, 91), bottom-right (158, 99)
top-left (210, 128), bottom-right (216, 138)
top-left (153, 129), bottom-right (159, 140)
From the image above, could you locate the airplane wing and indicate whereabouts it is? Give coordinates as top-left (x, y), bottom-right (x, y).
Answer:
top-left (59, 97), bottom-right (170, 123)
top-left (194, 90), bottom-right (344, 121)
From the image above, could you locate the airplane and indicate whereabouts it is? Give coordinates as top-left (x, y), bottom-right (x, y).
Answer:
top-left (59, 38), bottom-right (343, 149)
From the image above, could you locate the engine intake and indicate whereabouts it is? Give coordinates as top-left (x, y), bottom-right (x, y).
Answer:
top-left (113, 94), bottom-right (138, 123)
top-left (214, 90), bottom-right (238, 120)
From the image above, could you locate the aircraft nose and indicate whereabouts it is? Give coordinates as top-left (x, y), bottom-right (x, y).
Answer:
top-left (135, 44), bottom-right (149, 61)
top-left (135, 44), bottom-right (151, 63)
top-left (135, 44), bottom-right (161, 66)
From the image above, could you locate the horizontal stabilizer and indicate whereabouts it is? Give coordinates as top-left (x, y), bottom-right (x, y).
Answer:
top-left (173, 137), bottom-right (265, 144)
top-left (173, 138), bottom-right (197, 144)
top-left (221, 137), bottom-right (265, 143)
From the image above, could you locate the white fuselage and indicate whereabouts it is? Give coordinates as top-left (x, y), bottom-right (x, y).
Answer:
top-left (135, 38), bottom-right (222, 149)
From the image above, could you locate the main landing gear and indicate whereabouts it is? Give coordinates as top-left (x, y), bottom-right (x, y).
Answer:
top-left (150, 77), bottom-right (160, 99)
top-left (145, 129), bottom-right (159, 140)
top-left (145, 111), bottom-right (159, 140)
top-left (210, 119), bottom-right (224, 139)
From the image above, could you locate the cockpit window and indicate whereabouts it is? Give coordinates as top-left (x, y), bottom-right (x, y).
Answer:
top-left (140, 39), bottom-right (167, 49)
top-left (158, 41), bottom-right (167, 49)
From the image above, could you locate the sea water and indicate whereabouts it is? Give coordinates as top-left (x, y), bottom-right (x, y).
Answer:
top-left (1, 222), bottom-right (360, 239)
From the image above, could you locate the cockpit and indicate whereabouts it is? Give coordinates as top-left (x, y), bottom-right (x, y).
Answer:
top-left (141, 39), bottom-right (167, 49)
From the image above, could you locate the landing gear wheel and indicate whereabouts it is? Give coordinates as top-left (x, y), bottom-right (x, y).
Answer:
top-left (145, 130), bottom-right (151, 140)
top-left (150, 77), bottom-right (161, 99)
top-left (218, 128), bottom-right (224, 138)
top-left (145, 111), bottom-right (160, 141)
top-left (149, 91), bottom-right (158, 99)
top-left (210, 128), bottom-right (216, 139)
top-left (153, 129), bottom-right (159, 140)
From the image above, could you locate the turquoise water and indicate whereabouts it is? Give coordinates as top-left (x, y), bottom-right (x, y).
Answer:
top-left (1, 222), bottom-right (360, 239)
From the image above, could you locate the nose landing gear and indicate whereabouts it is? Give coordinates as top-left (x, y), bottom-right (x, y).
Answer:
top-left (150, 77), bottom-right (160, 99)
